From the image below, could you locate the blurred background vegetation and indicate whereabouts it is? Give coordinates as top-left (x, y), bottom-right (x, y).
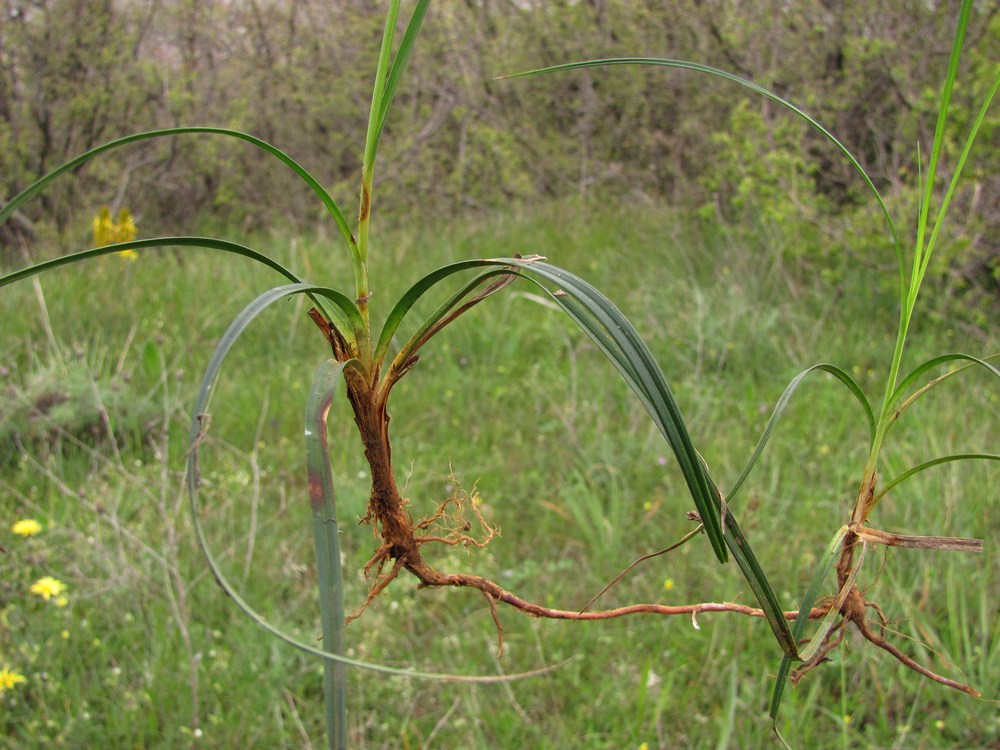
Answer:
top-left (1, 0), bottom-right (997, 314)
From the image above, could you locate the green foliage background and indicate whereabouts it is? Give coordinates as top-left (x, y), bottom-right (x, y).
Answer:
top-left (1, 0), bottom-right (997, 303)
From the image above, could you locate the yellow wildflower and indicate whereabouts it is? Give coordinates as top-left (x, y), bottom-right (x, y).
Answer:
top-left (92, 206), bottom-right (138, 251)
top-left (663, 578), bottom-right (674, 591)
top-left (0, 667), bottom-right (27, 694)
top-left (114, 208), bottom-right (137, 242)
top-left (29, 576), bottom-right (67, 602)
top-left (11, 519), bottom-right (43, 536)
top-left (93, 207), bottom-right (115, 246)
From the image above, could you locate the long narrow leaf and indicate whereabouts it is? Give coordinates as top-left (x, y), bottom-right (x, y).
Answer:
top-left (877, 453), bottom-right (1000, 501)
top-left (362, 0), bottom-right (402, 177)
top-left (377, 0), bottom-right (432, 138)
top-left (499, 59), bottom-right (903, 294)
top-left (888, 353), bottom-right (1000, 414)
top-left (914, 0), bottom-right (972, 284)
top-left (0, 238), bottom-right (361, 353)
top-left (923, 67), bottom-right (1000, 271)
top-left (0, 236), bottom-right (300, 288)
top-left (307, 359), bottom-right (349, 750)
top-left (512, 259), bottom-right (728, 562)
top-left (185, 284), bottom-right (559, 683)
top-left (375, 258), bottom-right (513, 363)
top-left (535, 272), bottom-right (798, 653)
top-left (0, 127), bottom-right (357, 256)
top-left (769, 525), bottom-right (853, 729)
top-left (727, 364), bottom-right (874, 504)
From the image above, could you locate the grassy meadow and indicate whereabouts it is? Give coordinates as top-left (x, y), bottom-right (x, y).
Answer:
top-left (1, 198), bottom-right (997, 748)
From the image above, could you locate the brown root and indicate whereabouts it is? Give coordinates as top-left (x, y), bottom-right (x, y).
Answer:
top-left (790, 539), bottom-right (981, 697)
top-left (346, 554), bottom-right (405, 625)
top-left (413, 480), bottom-right (498, 550)
top-left (324, 321), bottom-right (980, 701)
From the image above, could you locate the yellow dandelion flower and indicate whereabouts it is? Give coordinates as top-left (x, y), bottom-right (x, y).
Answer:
top-left (0, 667), bottom-right (27, 694)
top-left (55, 595), bottom-right (69, 607)
top-left (663, 578), bottom-right (674, 591)
top-left (11, 519), bottom-right (43, 536)
top-left (29, 576), bottom-right (67, 601)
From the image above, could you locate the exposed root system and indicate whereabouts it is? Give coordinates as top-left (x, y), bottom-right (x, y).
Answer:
top-left (314, 312), bottom-right (982, 701)
top-left (789, 530), bottom-right (980, 696)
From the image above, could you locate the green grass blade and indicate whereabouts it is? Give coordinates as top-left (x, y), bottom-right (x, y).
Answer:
top-left (922, 66), bottom-right (999, 274)
top-left (913, 0), bottom-right (972, 285)
top-left (185, 284), bottom-right (560, 683)
top-left (362, 0), bottom-right (402, 176)
top-left (877, 453), bottom-right (1000, 502)
top-left (386, 268), bottom-right (514, 374)
top-left (769, 525), bottom-right (852, 727)
top-left (375, 258), bottom-right (512, 364)
top-left (888, 352), bottom-right (1000, 421)
top-left (306, 359), bottom-right (349, 750)
top-left (0, 127), bottom-right (357, 257)
top-left (727, 364), bottom-right (874, 504)
top-left (0, 236), bottom-right (301, 287)
top-left (362, 0), bottom-right (431, 168)
top-left (499, 59), bottom-right (903, 294)
top-left (513, 259), bottom-right (728, 562)
top-left (0, 237), bottom-right (361, 353)
top-left (715, 483), bottom-right (799, 657)
top-left (376, 0), bottom-right (431, 139)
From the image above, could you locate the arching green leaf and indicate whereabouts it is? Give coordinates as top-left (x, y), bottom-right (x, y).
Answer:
top-left (877, 453), bottom-right (1000, 502)
top-left (0, 127), bottom-right (357, 257)
top-left (888, 353), bottom-right (1000, 422)
top-left (185, 283), bottom-right (561, 683)
top-left (728, 364), bottom-right (874, 504)
top-left (0, 237), bottom-right (360, 352)
top-left (499, 59), bottom-right (903, 294)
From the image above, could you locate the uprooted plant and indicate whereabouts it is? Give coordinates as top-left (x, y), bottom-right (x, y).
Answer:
top-left (1, 1), bottom-right (997, 747)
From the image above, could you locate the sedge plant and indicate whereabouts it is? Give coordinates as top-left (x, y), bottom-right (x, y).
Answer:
top-left (1, 1), bottom-right (997, 747)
